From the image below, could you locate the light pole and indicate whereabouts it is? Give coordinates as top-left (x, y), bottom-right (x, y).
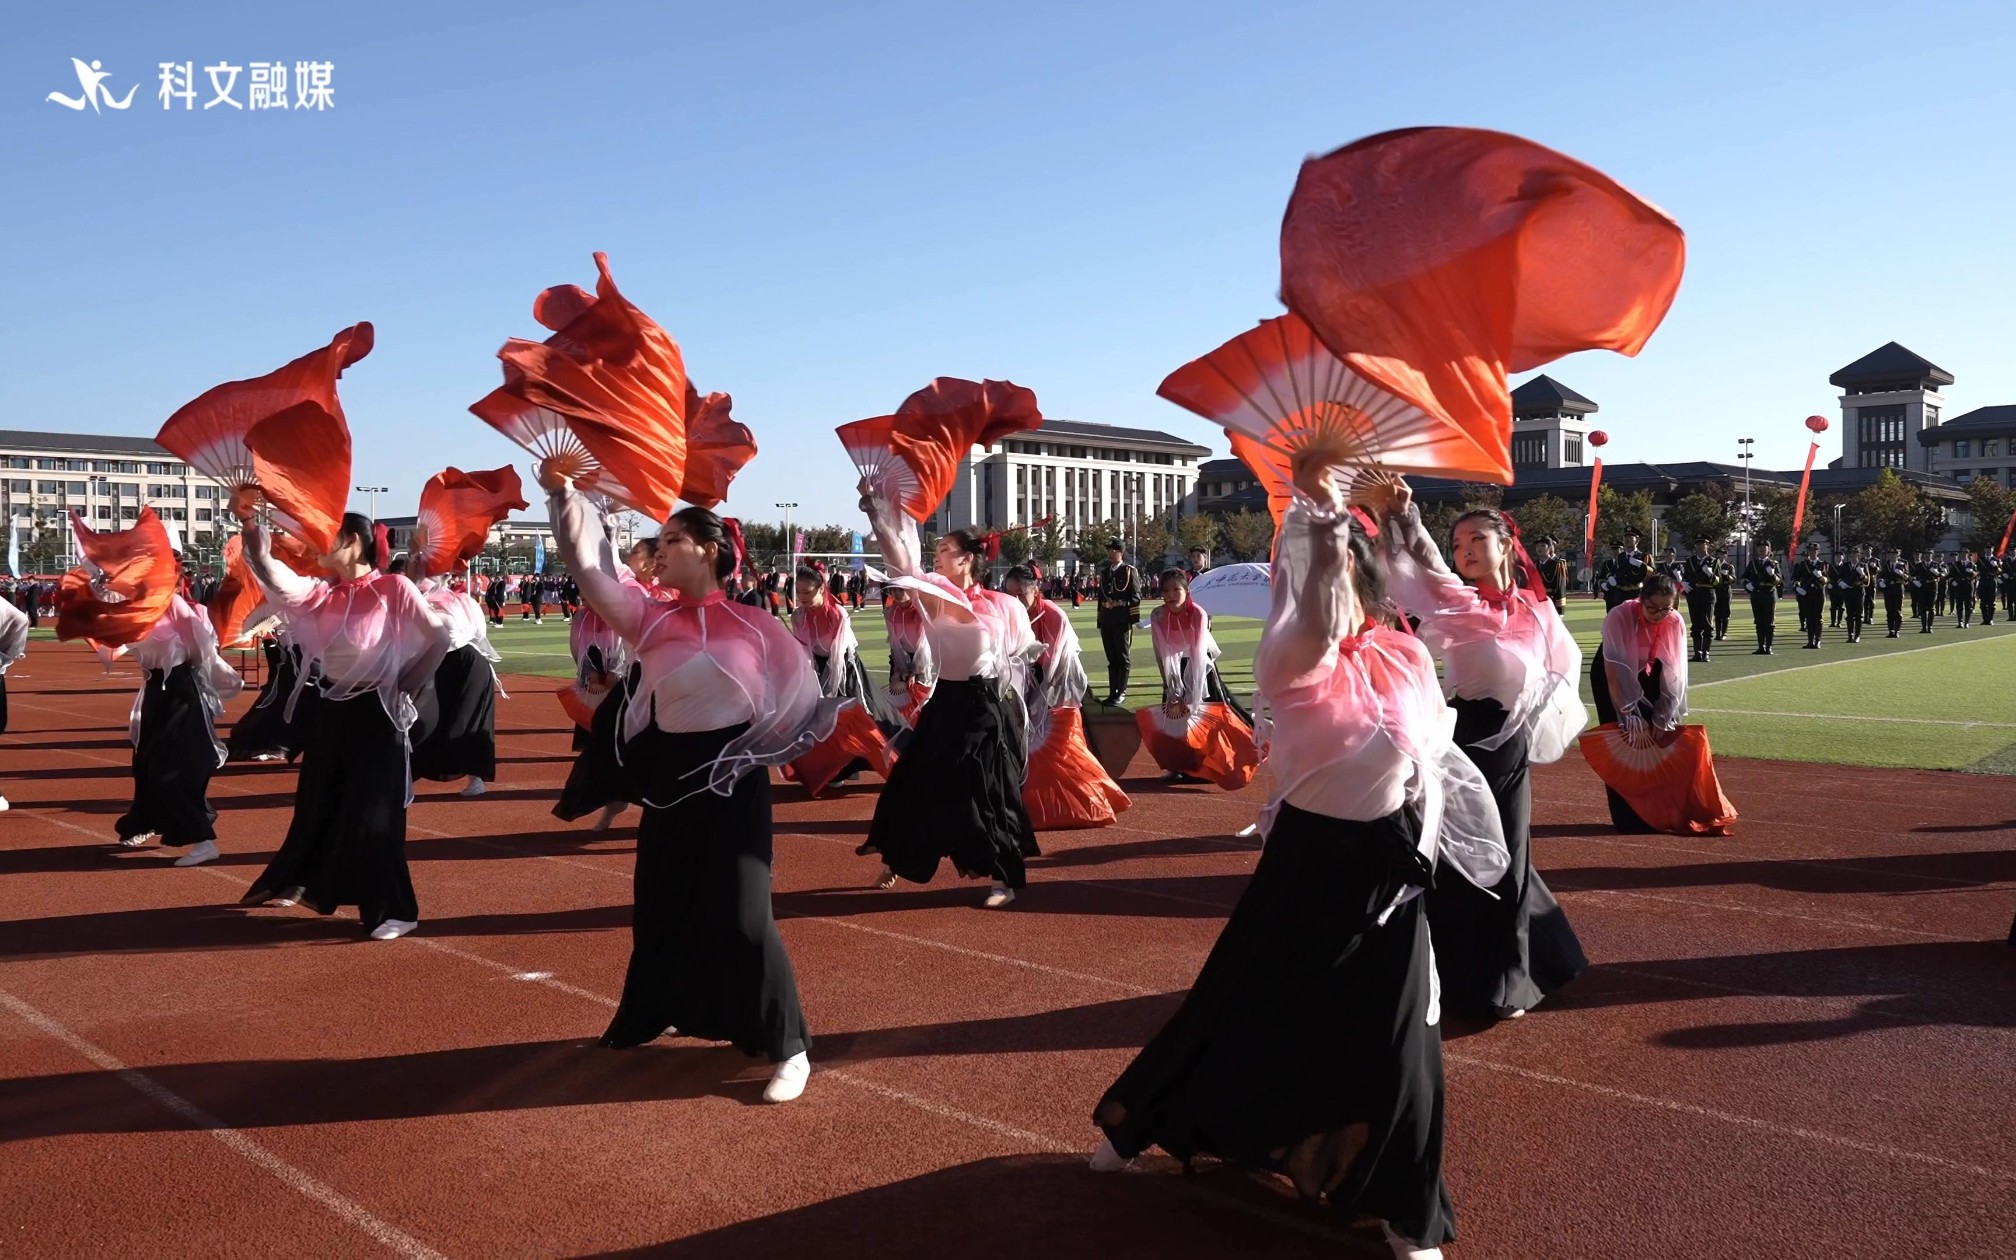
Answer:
top-left (1737, 438), bottom-right (1755, 548)
top-left (355, 485), bottom-right (388, 522)
top-left (776, 502), bottom-right (797, 575)
top-left (1832, 503), bottom-right (1845, 555)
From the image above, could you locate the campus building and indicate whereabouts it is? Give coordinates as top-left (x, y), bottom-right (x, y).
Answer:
top-left (378, 516), bottom-right (631, 574)
top-left (926, 418), bottom-right (1213, 548)
top-left (1, 429), bottom-right (229, 569)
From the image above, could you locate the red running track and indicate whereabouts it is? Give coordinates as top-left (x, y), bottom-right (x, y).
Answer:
top-left (1, 640), bottom-right (2012, 1258)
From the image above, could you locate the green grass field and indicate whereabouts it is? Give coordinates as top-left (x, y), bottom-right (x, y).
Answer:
top-left (469, 594), bottom-right (2016, 775)
top-left (36, 592), bottom-right (2009, 773)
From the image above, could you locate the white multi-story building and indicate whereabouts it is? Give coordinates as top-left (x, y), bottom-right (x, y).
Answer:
top-left (926, 419), bottom-right (1212, 552)
top-left (1, 429), bottom-right (228, 569)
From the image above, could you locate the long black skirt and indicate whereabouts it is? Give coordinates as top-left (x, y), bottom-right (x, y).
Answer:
top-left (863, 677), bottom-right (1039, 889)
top-left (1094, 802), bottom-right (1454, 1247)
top-left (555, 664), bottom-right (641, 822)
top-left (116, 664), bottom-right (220, 848)
top-left (244, 693), bottom-right (417, 930)
top-left (1589, 652), bottom-right (1665, 833)
top-left (0, 672), bottom-right (9, 736)
top-left (227, 643), bottom-right (314, 763)
top-left (1426, 698), bottom-right (1588, 1015)
top-left (600, 723), bottom-right (810, 1063)
top-left (409, 645), bottom-right (498, 782)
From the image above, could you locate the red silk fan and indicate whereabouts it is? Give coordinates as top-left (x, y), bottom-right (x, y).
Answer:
top-left (842, 378), bottom-right (1043, 521)
top-left (1135, 704), bottom-right (1261, 791)
top-left (155, 323), bottom-right (372, 543)
top-left (1578, 724), bottom-right (1736, 836)
top-left (244, 403), bottom-right (353, 555)
top-left (1280, 128), bottom-right (1685, 486)
top-left (1161, 314), bottom-right (1507, 491)
top-left (410, 465), bottom-right (530, 577)
top-left (55, 508), bottom-right (180, 648)
top-left (1224, 430), bottom-right (1295, 527)
top-left (472, 252), bottom-right (689, 523)
top-left (785, 701), bottom-right (893, 798)
top-left (207, 535), bottom-right (263, 647)
top-left (679, 384), bottom-right (756, 509)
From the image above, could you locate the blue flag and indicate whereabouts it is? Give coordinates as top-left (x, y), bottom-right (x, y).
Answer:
top-left (534, 532), bottom-right (546, 574)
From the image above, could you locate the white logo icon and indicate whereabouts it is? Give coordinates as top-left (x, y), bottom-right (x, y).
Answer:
top-left (47, 57), bottom-right (138, 112)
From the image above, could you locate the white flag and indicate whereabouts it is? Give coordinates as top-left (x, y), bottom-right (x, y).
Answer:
top-left (6, 517), bottom-right (20, 579)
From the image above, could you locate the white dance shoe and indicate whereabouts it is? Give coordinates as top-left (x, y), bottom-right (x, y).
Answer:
top-left (983, 884), bottom-right (1015, 909)
top-left (118, 832), bottom-right (158, 849)
top-left (369, 919), bottom-right (418, 941)
top-left (1088, 1137), bottom-right (1129, 1173)
top-left (268, 885), bottom-right (307, 907)
top-left (0, 795), bottom-right (10, 811)
top-left (173, 840), bottom-right (219, 867)
top-left (1381, 1222), bottom-right (1443, 1260)
top-left (762, 1052), bottom-right (810, 1103)
top-left (875, 866), bottom-right (898, 890)
top-left (460, 777), bottom-right (487, 797)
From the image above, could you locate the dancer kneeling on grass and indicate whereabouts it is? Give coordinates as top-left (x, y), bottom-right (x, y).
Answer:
top-left (114, 594), bottom-right (245, 866)
top-left (240, 514), bottom-right (452, 940)
top-left (1090, 457), bottom-right (1508, 1260)
top-left (409, 572), bottom-right (502, 798)
top-left (1376, 481), bottom-right (1589, 1021)
top-left (546, 464), bottom-right (829, 1103)
top-left (1002, 564), bottom-right (1129, 830)
top-left (856, 479), bottom-right (1041, 908)
top-left (1136, 568), bottom-right (1259, 791)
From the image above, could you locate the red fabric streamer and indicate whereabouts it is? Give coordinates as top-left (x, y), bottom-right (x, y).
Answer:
top-left (1999, 506), bottom-right (2016, 560)
top-left (1789, 442), bottom-right (1821, 554)
top-left (1584, 456), bottom-right (1604, 572)
top-left (372, 522), bottom-right (392, 570)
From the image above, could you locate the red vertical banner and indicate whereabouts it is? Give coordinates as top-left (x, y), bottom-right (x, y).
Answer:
top-left (1583, 456), bottom-right (1604, 578)
top-left (1789, 441), bottom-right (1820, 554)
top-left (1998, 505), bottom-right (2016, 559)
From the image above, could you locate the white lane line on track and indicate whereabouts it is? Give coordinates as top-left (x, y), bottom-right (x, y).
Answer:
top-left (1691, 631), bottom-right (2016, 689)
top-left (1691, 707), bottom-right (2016, 729)
top-left (0, 986), bottom-right (447, 1259)
top-left (1547, 832), bottom-right (2016, 887)
top-left (1445, 1052), bottom-right (2016, 1184)
top-left (1548, 880), bottom-right (1977, 942)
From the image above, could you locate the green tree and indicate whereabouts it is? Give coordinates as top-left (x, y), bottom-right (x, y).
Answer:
top-left (1664, 492), bottom-right (1732, 551)
top-left (740, 521), bottom-right (784, 566)
top-left (1030, 517), bottom-right (1066, 566)
top-left (1176, 512), bottom-right (1220, 561)
top-left (1751, 483), bottom-right (1798, 552)
top-left (1073, 518), bottom-right (1121, 560)
top-left (801, 524), bottom-right (854, 556)
top-left (1133, 516), bottom-right (1176, 573)
top-left (1506, 494), bottom-right (1580, 551)
top-left (1964, 476), bottom-right (2016, 554)
top-left (996, 528), bottom-right (1033, 568)
top-left (1218, 508), bottom-right (1275, 562)
top-left (1594, 485), bottom-right (1655, 549)
top-left (1847, 469), bottom-right (1948, 554)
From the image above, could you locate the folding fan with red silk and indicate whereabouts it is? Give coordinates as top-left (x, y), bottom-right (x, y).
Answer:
top-left (55, 508), bottom-right (179, 648)
top-left (207, 535), bottom-right (262, 647)
top-left (244, 404), bottom-right (353, 555)
top-left (1279, 128), bottom-right (1686, 485)
top-left (1163, 313), bottom-right (1505, 505)
top-left (411, 465), bottom-right (530, 576)
top-left (838, 379), bottom-right (1041, 523)
top-left (472, 252), bottom-right (688, 522)
top-left (155, 324), bottom-right (371, 548)
top-left (1578, 723), bottom-right (1736, 836)
top-left (679, 385), bottom-right (756, 510)
top-left (785, 701), bottom-right (893, 798)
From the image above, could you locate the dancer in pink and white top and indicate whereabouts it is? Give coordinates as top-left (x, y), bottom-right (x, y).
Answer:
top-left (408, 567), bottom-right (503, 797)
top-left (1092, 457), bottom-right (1506, 1260)
top-left (0, 595), bottom-right (25, 812)
top-left (547, 466), bottom-right (832, 1103)
top-left (111, 595), bottom-right (245, 866)
top-left (555, 536), bottom-right (664, 830)
top-left (1378, 481), bottom-right (1590, 1020)
top-left (857, 480), bottom-right (1040, 907)
top-left (239, 513), bottom-right (452, 940)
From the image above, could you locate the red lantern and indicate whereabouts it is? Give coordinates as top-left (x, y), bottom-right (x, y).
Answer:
top-left (1805, 415), bottom-right (1830, 434)
top-left (1588, 430), bottom-right (1609, 447)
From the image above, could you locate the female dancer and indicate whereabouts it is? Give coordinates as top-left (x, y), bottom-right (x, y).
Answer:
top-left (1590, 573), bottom-right (1688, 832)
top-left (1090, 460), bottom-right (1506, 1260)
top-left (785, 563), bottom-right (892, 795)
top-left (409, 574), bottom-right (501, 797)
top-left (857, 480), bottom-right (1038, 907)
top-left (1136, 568), bottom-right (1258, 790)
top-left (556, 537), bottom-right (662, 831)
top-left (545, 465), bottom-right (824, 1103)
top-left (113, 593), bottom-right (245, 866)
top-left (1378, 483), bottom-right (1588, 1020)
top-left (1002, 565), bottom-right (1128, 829)
top-left (0, 594), bottom-right (28, 811)
top-left (225, 619), bottom-right (311, 764)
top-left (240, 513), bottom-right (451, 939)
top-left (881, 585), bottom-right (936, 742)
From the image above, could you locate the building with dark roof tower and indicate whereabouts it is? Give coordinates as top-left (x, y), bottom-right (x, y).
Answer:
top-left (1509, 374), bottom-right (1597, 470)
top-left (1830, 342), bottom-right (1952, 475)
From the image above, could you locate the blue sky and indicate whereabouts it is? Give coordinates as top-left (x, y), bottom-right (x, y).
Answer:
top-left (5, 0), bottom-right (2014, 530)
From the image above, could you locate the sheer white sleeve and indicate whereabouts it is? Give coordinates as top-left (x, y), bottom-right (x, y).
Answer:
top-left (243, 524), bottom-right (321, 612)
top-left (1255, 500), bottom-right (1355, 698)
top-left (549, 485), bottom-right (649, 645)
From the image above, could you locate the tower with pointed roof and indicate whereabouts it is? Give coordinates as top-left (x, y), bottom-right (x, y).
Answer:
top-left (1509, 374), bottom-right (1596, 471)
top-left (1830, 343), bottom-right (1951, 474)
